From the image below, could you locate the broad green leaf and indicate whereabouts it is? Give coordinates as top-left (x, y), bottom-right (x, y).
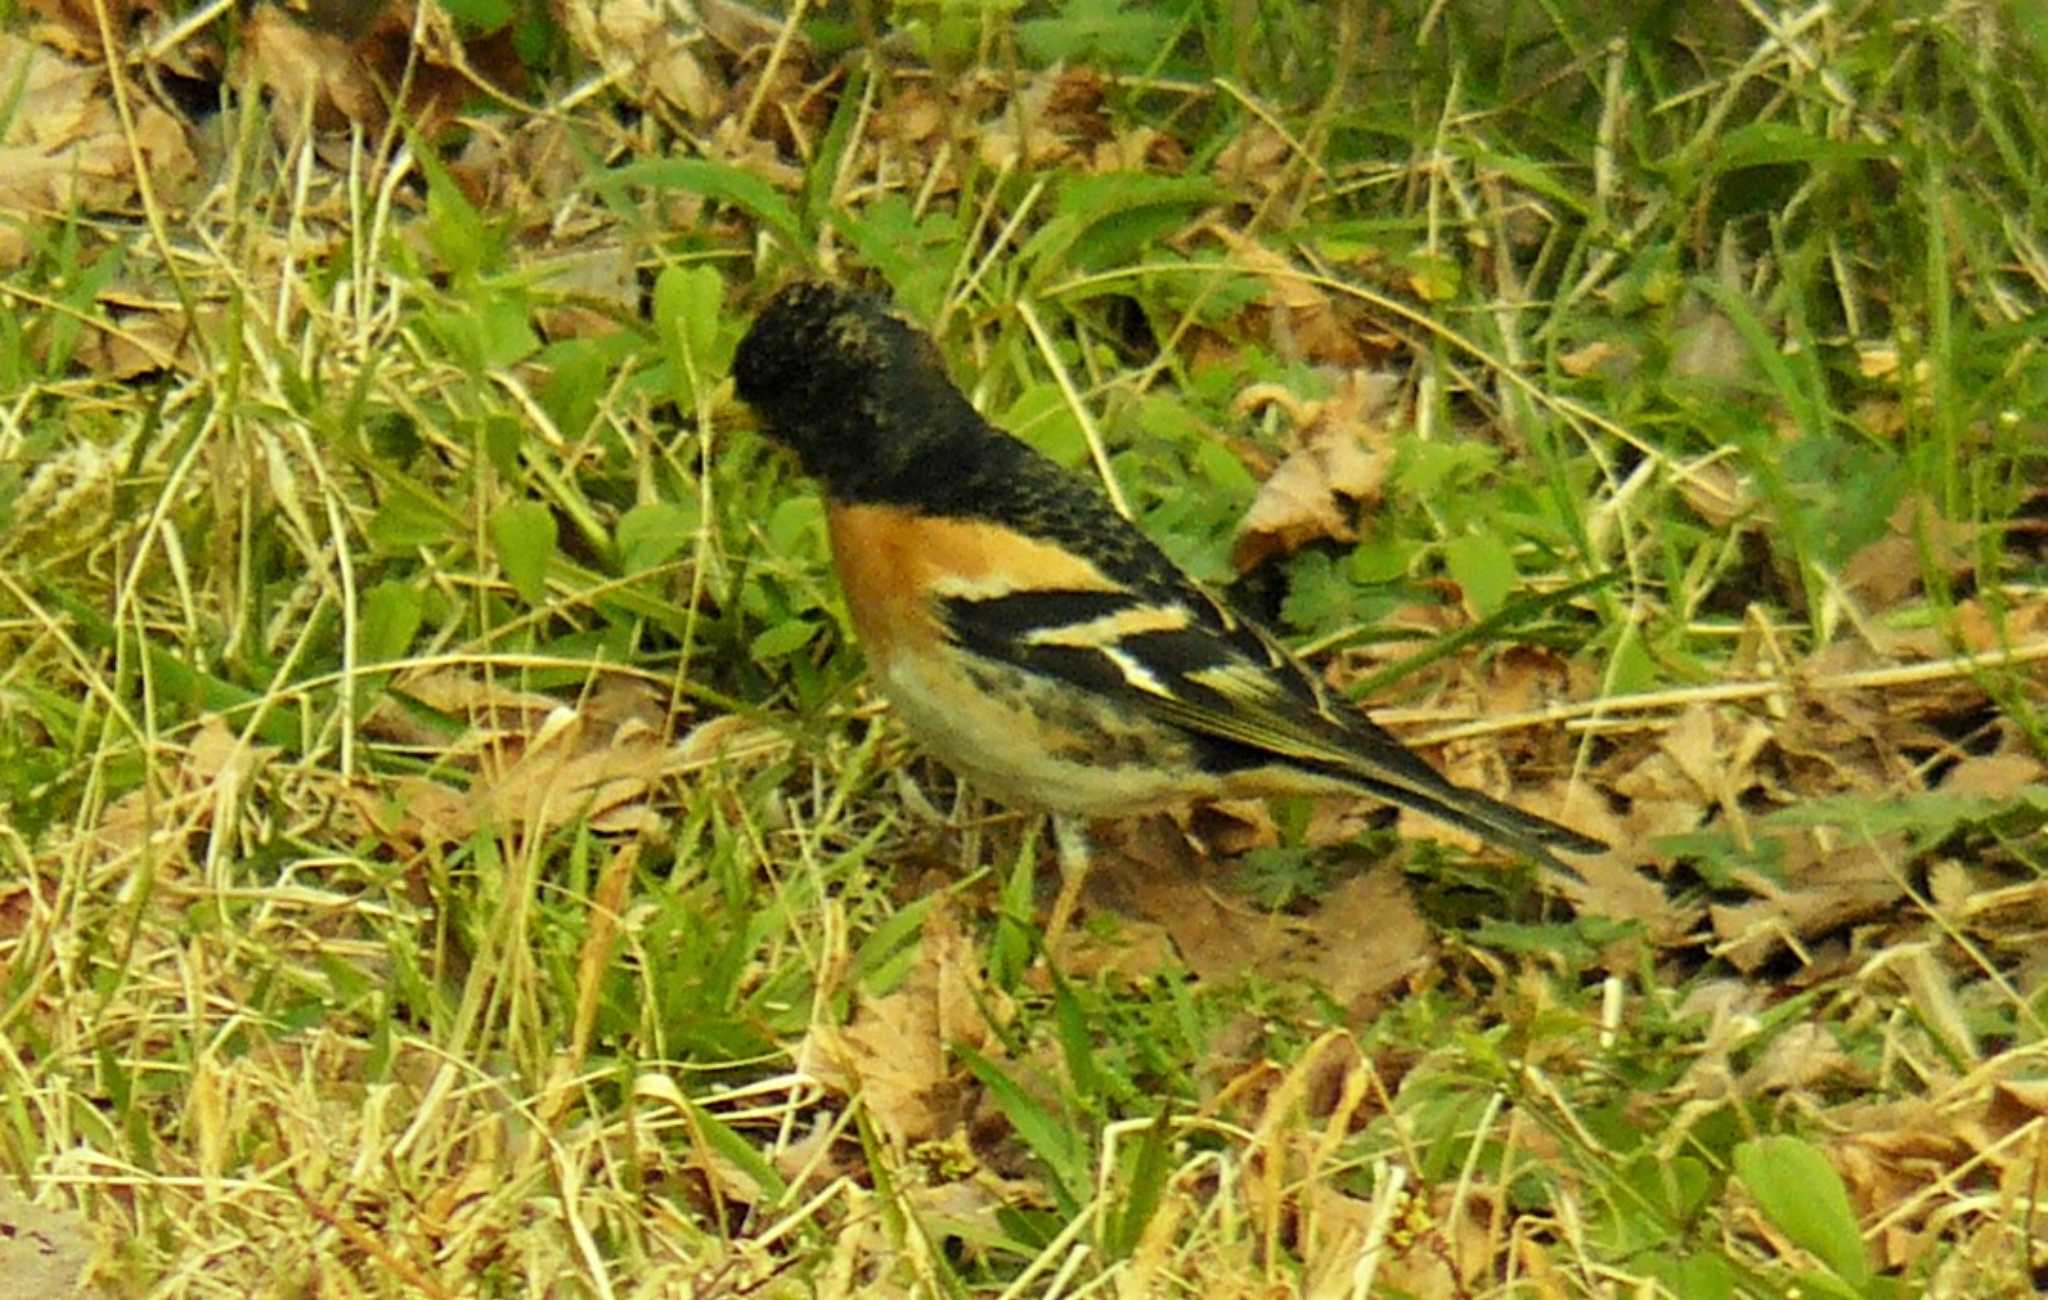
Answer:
top-left (653, 264), bottom-right (728, 407)
top-left (490, 500), bottom-right (557, 606)
top-left (439, 0), bottom-right (511, 28)
top-left (616, 501), bottom-right (699, 574)
top-left (421, 150), bottom-right (494, 281)
top-left (682, 1096), bottom-right (788, 1201)
top-left (1018, 173), bottom-right (1217, 286)
top-left (613, 159), bottom-right (804, 252)
top-left (748, 618), bottom-right (819, 660)
top-left (1001, 382), bottom-right (1086, 468)
top-left (367, 493), bottom-right (457, 551)
top-left (1733, 1136), bottom-right (1870, 1288)
top-left (538, 338), bottom-right (613, 441)
top-left (1443, 531), bottom-right (1515, 618)
top-left (764, 495), bottom-right (824, 554)
top-left (1395, 438), bottom-right (1498, 499)
top-left (1018, 0), bottom-right (1179, 68)
top-left (475, 296), bottom-right (540, 370)
top-left (831, 196), bottom-right (960, 321)
top-left (1709, 121), bottom-right (1893, 173)
top-left (1348, 535), bottom-right (1413, 584)
top-left (482, 414), bottom-right (524, 478)
top-left (1642, 1252), bottom-right (1738, 1300)
top-left (1278, 551), bottom-right (1354, 635)
top-left (1050, 980), bottom-right (1103, 1103)
top-left (851, 893), bottom-right (939, 992)
top-left (1401, 252), bottom-right (1463, 303)
top-left (358, 582), bottom-right (423, 666)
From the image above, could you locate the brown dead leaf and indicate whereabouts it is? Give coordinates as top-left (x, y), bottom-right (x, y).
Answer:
top-left (451, 117), bottom-right (614, 224)
top-left (1739, 1021), bottom-right (1862, 1094)
top-left (366, 668), bottom-right (560, 748)
top-left (1938, 751), bottom-right (2047, 800)
top-left (0, 35), bottom-right (197, 217)
top-left (68, 292), bottom-right (226, 379)
top-left (1485, 644), bottom-right (1581, 713)
top-left (1841, 494), bottom-right (1977, 607)
top-left (0, 871), bottom-right (49, 945)
top-left (1708, 832), bottom-right (1908, 972)
top-left (240, 1), bottom-right (519, 138)
top-left (1822, 1079), bottom-right (2048, 1275)
top-left (353, 774), bottom-right (473, 845)
top-left (1190, 799), bottom-right (1279, 857)
top-left (1987, 1077), bottom-right (2048, 1132)
top-left (876, 84), bottom-right (946, 146)
top-left (976, 64), bottom-right (1103, 170)
top-left (1084, 814), bottom-right (1439, 1007)
top-left (23, 0), bottom-right (165, 56)
top-left (355, 675), bottom-right (674, 845)
top-left (1670, 300), bottom-right (1749, 390)
top-left (1229, 370), bottom-right (1397, 572)
top-left (1211, 229), bottom-right (1365, 366)
top-left (1597, 706), bottom-right (1773, 870)
top-left (1658, 703), bottom-right (1773, 809)
top-left (799, 898), bottom-right (1004, 1147)
top-left (241, 4), bottom-right (387, 133)
top-left (1213, 121), bottom-right (1290, 190)
top-left (560, 0), bottom-right (727, 119)
top-left (1090, 124), bottom-right (1185, 173)
top-left (0, 1190), bottom-right (97, 1300)
top-left (1043, 915), bottom-right (1183, 986)
top-left (1286, 870), bottom-right (1437, 1014)
top-left (75, 716), bottom-right (275, 877)
top-left (1089, 816), bottom-right (1290, 979)
top-left (472, 711), bottom-right (664, 835)
top-left (1040, 64), bottom-right (1111, 142)
top-left (672, 712), bottom-right (785, 777)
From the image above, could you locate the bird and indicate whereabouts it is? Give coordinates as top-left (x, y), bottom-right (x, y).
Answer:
top-left (732, 279), bottom-right (1605, 940)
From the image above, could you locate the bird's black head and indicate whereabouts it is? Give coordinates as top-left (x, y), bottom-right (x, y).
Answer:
top-left (732, 280), bottom-right (986, 500)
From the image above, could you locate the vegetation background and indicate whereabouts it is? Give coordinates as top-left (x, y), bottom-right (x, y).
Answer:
top-left (0, 0), bottom-right (2044, 1295)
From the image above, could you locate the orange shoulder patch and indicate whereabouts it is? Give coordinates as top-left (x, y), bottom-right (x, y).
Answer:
top-left (825, 503), bottom-right (1120, 663)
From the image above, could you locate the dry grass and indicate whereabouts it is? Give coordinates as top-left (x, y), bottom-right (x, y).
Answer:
top-left (3, 1), bottom-right (2046, 1297)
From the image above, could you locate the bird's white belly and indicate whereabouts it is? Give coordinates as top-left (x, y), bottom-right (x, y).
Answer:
top-left (874, 653), bottom-right (1211, 816)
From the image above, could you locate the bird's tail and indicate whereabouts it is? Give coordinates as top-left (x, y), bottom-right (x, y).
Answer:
top-left (1341, 766), bottom-right (1606, 882)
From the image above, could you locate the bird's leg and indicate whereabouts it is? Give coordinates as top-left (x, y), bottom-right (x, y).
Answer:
top-left (1044, 814), bottom-right (1095, 948)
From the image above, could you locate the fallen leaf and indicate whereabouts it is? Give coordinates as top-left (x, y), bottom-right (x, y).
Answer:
top-left (0, 35), bottom-right (197, 215)
top-left (0, 1190), bottom-right (97, 1300)
top-left (1212, 121), bottom-right (1290, 191)
top-left (1708, 833), bottom-right (1907, 972)
top-left (1938, 751), bottom-right (2047, 799)
top-left (240, 1), bottom-right (520, 137)
top-left (799, 898), bottom-right (1003, 1147)
top-left (1286, 870), bottom-right (1437, 1014)
top-left (1739, 1020), bottom-right (1861, 1094)
top-left (1213, 229), bottom-right (1365, 366)
top-left (1230, 370), bottom-right (1398, 571)
top-left (1841, 494), bottom-right (1976, 607)
top-left (976, 64), bottom-right (1103, 170)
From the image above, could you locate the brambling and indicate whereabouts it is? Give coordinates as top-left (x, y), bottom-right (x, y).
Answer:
top-left (733, 280), bottom-right (1604, 938)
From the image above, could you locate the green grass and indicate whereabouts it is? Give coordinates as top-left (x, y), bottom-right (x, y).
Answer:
top-left (2, 0), bottom-right (2045, 1295)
